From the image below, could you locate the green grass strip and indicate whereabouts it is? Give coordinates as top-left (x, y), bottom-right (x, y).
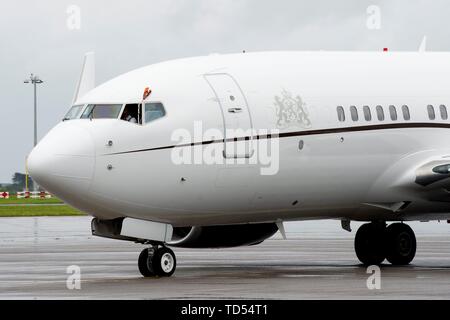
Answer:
top-left (0, 205), bottom-right (85, 217)
top-left (0, 196), bottom-right (63, 205)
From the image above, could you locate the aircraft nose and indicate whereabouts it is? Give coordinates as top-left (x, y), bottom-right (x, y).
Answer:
top-left (27, 123), bottom-right (95, 202)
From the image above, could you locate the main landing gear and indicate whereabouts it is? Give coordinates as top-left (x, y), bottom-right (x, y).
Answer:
top-left (138, 245), bottom-right (177, 277)
top-left (354, 222), bottom-right (417, 265)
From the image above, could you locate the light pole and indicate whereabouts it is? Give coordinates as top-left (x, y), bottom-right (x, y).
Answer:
top-left (24, 74), bottom-right (44, 191)
top-left (24, 74), bottom-right (43, 147)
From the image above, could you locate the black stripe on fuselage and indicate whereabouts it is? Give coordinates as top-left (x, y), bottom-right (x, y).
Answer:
top-left (105, 122), bottom-right (450, 156)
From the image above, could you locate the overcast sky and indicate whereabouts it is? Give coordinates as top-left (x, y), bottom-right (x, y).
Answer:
top-left (1, 0), bottom-right (449, 182)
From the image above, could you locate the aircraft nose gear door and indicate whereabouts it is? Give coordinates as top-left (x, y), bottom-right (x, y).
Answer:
top-left (204, 73), bottom-right (254, 158)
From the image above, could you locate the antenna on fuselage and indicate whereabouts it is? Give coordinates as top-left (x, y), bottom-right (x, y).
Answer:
top-left (72, 52), bottom-right (95, 105)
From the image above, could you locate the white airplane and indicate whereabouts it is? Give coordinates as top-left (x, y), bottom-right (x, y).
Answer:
top-left (28, 49), bottom-right (450, 277)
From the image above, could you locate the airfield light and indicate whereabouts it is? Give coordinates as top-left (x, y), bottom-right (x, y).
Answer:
top-left (23, 73), bottom-right (44, 191)
top-left (23, 73), bottom-right (44, 147)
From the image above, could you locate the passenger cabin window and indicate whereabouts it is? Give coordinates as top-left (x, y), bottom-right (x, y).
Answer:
top-left (350, 106), bottom-right (358, 121)
top-left (376, 105), bottom-right (385, 121)
top-left (440, 105), bottom-right (448, 120)
top-left (121, 104), bottom-right (141, 124)
top-left (81, 104), bottom-right (122, 119)
top-left (427, 105), bottom-right (436, 120)
top-left (389, 105), bottom-right (398, 121)
top-left (63, 105), bottom-right (84, 121)
top-left (144, 103), bottom-right (166, 123)
top-left (337, 106), bottom-right (345, 122)
top-left (363, 106), bottom-right (371, 121)
top-left (402, 105), bottom-right (410, 120)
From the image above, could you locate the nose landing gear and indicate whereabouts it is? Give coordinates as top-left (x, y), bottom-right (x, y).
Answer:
top-left (354, 222), bottom-right (417, 266)
top-left (138, 245), bottom-right (177, 277)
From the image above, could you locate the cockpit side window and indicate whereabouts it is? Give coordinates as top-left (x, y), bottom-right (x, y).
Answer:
top-left (121, 104), bottom-right (141, 124)
top-left (63, 105), bottom-right (84, 121)
top-left (80, 104), bottom-right (122, 119)
top-left (144, 103), bottom-right (166, 123)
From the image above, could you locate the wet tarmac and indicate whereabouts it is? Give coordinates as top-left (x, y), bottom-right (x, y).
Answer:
top-left (0, 217), bottom-right (450, 299)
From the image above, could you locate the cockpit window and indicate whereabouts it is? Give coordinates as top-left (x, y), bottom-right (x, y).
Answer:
top-left (80, 104), bottom-right (122, 119)
top-left (144, 103), bottom-right (166, 123)
top-left (121, 104), bottom-right (140, 124)
top-left (63, 105), bottom-right (84, 121)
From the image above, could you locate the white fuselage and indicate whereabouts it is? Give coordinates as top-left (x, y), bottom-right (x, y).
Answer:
top-left (28, 51), bottom-right (450, 226)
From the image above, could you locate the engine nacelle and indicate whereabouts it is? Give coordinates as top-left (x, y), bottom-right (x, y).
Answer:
top-left (169, 223), bottom-right (279, 248)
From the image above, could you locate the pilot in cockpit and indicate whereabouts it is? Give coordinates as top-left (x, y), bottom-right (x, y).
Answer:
top-left (121, 104), bottom-right (138, 124)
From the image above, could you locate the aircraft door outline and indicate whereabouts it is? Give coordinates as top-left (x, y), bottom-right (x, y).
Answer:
top-left (204, 73), bottom-right (254, 159)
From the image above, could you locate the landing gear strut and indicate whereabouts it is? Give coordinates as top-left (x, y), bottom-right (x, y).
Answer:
top-left (138, 245), bottom-right (176, 277)
top-left (354, 222), bottom-right (416, 266)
